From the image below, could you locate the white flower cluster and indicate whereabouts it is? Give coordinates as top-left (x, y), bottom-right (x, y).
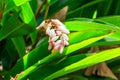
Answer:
top-left (36, 19), bottom-right (70, 54)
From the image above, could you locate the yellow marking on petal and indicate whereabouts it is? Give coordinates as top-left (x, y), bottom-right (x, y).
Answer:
top-left (51, 49), bottom-right (58, 54)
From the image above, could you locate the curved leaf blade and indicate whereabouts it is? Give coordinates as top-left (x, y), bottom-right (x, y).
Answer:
top-left (98, 16), bottom-right (120, 27)
top-left (65, 21), bottom-right (119, 31)
top-left (11, 36), bottom-right (26, 57)
top-left (44, 47), bottom-right (120, 80)
top-left (4, 0), bottom-right (30, 14)
top-left (0, 15), bottom-right (34, 41)
top-left (16, 31), bottom-right (113, 80)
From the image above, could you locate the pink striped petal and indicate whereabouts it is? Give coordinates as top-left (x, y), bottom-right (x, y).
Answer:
top-left (54, 45), bottom-right (60, 50)
top-left (57, 26), bottom-right (70, 34)
top-left (52, 19), bottom-right (63, 25)
top-left (54, 40), bottom-right (62, 46)
top-left (59, 46), bottom-right (64, 54)
top-left (51, 36), bottom-right (59, 41)
top-left (61, 34), bottom-right (69, 41)
top-left (55, 31), bottom-right (62, 36)
top-left (63, 40), bottom-right (69, 46)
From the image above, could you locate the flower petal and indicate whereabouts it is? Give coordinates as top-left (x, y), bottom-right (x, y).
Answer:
top-left (50, 29), bottom-right (56, 37)
top-left (59, 46), bottom-right (64, 54)
top-left (48, 42), bottom-right (52, 50)
top-left (36, 21), bottom-right (45, 30)
top-left (61, 34), bottom-right (69, 41)
top-left (51, 36), bottom-right (59, 41)
top-left (46, 27), bottom-right (51, 35)
top-left (57, 26), bottom-right (70, 34)
top-left (55, 31), bottom-right (62, 36)
top-left (54, 40), bottom-right (62, 46)
top-left (54, 45), bottom-right (60, 50)
top-left (63, 40), bottom-right (69, 46)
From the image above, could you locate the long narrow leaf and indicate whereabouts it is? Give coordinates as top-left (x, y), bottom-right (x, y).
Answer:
top-left (11, 36), bottom-right (26, 57)
top-left (65, 21), bottom-right (119, 31)
top-left (98, 16), bottom-right (120, 27)
top-left (19, 2), bottom-right (37, 43)
top-left (4, 0), bottom-right (30, 14)
top-left (44, 47), bottom-right (120, 80)
top-left (0, 15), bottom-right (34, 41)
top-left (17, 31), bottom-right (113, 80)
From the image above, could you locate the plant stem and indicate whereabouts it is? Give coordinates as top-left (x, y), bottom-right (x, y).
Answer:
top-left (35, 0), bottom-right (47, 19)
top-left (44, 3), bottom-right (50, 20)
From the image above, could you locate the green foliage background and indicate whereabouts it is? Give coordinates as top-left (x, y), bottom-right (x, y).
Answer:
top-left (0, 0), bottom-right (120, 80)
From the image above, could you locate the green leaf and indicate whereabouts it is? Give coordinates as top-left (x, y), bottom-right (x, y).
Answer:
top-left (37, 0), bottom-right (83, 22)
top-left (20, 2), bottom-right (36, 26)
top-left (19, 2), bottom-right (37, 43)
top-left (69, 30), bottom-right (110, 45)
top-left (64, 21), bottom-right (119, 31)
top-left (88, 31), bottom-right (120, 47)
top-left (24, 54), bottom-right (90, 80)
top-left (30, 31), bottom-right (38, 44)
top-left (47, 0), bottom-right (57, 5)
top-left (96, 0), bottom-right (113, 17)
top-left (67, 0), bottom-right (105, 18)
top-left (88, 40), bottom-right (120, 48)
top-left (1, 39), bottom-right (18, 70)
top-left (16, 31), bottom-right (113, 80)
top-left (29, 0), bottom-right (37, 14)
top-left (11, 36), bottom-right (26, 57)
top-left (114, 0), bottom-right (120, 15)
top-left (109, 32), bottom-right (120, 40)
top-left (0, 2), bottom-right (36, 41)
top-left (66, 17), bottom-right (94, 22)
top-left (0, 14), bottom-right (34, 41)
top-left (44, 47), bottom-right (120, 80)
top-left (98, 16), bottom-right (120, 27)
top-left (64, 31), bottom-right (113, 55)
top-left (4, 0), bottom-right (30, 14)
top-left (5, 37), bottom-right (50, 79)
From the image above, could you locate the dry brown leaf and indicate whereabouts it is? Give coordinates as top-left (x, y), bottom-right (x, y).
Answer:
top-left (0, 76), bottom-right (3, 80)
top-left (117, 74), bottom-right (120, 80)
top-left (0, 65), bottom-right (3, 71)
top-left (99, 45), bottom-right (119, 50)
top-left (85, 62), bottom-right (118, 80)
top-left (89, 46), bottom-right (99, 53)
top-left (85, 47), bottom-right (118, 80)
top-left (10, 71), bottom-right (25, 80)
top-left (52, 6), bottom-right (68, 22)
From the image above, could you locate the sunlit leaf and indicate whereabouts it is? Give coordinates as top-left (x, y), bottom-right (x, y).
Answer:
top-left (11, 36), bottom-right (26, 57)
top-left (98, 16), bottom-right (120, 27)
top-left (16, 32), bottom-right (113, 80)
top-left (44, 47), bottom-right (120, 80)
top-left (24, 54), bottom-right (90, 80)
top-left (4, 0), bottom-right (30, 14)
top-left (5, 37), bottom-right (50, 79)
top-left (65, 21), bottom-right (119, 31)
top-left (0, 15), bottom-right (34, 41)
